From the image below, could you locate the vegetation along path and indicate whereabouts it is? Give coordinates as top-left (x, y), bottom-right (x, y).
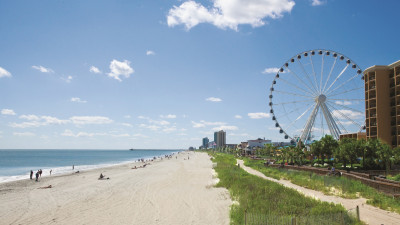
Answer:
top-left (237, 159), bottom-right (400, 225)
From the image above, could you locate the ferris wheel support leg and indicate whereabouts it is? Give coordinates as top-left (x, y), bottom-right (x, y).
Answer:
top-left (321, 103), bottom-right (341, 139)
top-left (300, 104), bottom-right (319, 143)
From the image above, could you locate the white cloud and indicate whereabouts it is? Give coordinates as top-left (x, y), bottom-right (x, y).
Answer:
top-left (108, 59), bottom-right (134, 81)
top-left (10, 121), bottom-right (41, 128)
top-left (138, 116), bottom-right (170, 126)
top-left (163, 126), bottom-right (177, 133)
top-left (167, 0), bottom-right (295, 31)
top-left (19, 114), bottom-right (40, 120)
top-left (111, 133), bottom-right (130, 138)
top-left (32, 65), bottom-right (54, 73)
top-left (262, 67), bottom-right (280, 74)
top-left (71, 97), bottom-right (87, 103)
top-left (10, 115), bottom-right (112, 128)
top-left (90, 66), bottom-right (101, 74)
top-left (332, 110), bottom-right (363, 120)
top-left (192, 120), bottom-right (225, 128)
top-left (192, 121), bottom-right (206, 128)
top-left (146, 50), bottom-right (155, 56)
top-left (212, 125), bottom-right (238, 131)
top-left (121, 123), bottom-right (133, 127)
top-left (124, 115), bottom-right (131, 119)
top-left (61, 129), bottom-right (129, 138)
top-left (206, 97), bottom-right (222, 102)
top-left (311, 0), bottom-right (326, 6)
top-left (160, 114), bottom-right (177, 119)
top-left (70, 116), bottom-right (113, 125)
top-left (335, 101), bottom-right (351, 106)
top-left (132, 133), bottom-right (149, 138)
top-left (11, 115), bottom-right (68, 128)
top-left (61, 75), bottom-right (73, 83)
top-left (61, 129), bottom-right (107, 137)
top-left (1, 109), bottom-right (16, 116)
top-left (13, 132), bottom-right (35, 137)
top-left (234, 115), bottom-right (242, 119)
top-left (140, 124), bottom-right (161, 131)
top-left (0, 67), bottom-right (12, 78)
top-left (248, 112), bottom-right (270, 119)
top-left (229, 133), bottom-right (249, 136)
top-left (41, 116), bottom-right (69, 125)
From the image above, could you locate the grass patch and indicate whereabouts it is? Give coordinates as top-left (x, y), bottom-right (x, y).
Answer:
top-left (211, 153), bottom-right (361, 225)
top-left (243, 158), bottom-right (400, 214)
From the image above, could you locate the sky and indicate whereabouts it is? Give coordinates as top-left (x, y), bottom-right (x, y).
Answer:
top-left (0, 0), bottom-right (399, 149)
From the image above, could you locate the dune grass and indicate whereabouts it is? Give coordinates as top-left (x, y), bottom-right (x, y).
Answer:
top-left (210, 153), bottom-right (361, 225)
top-left (243, 158), bottom-right (400, 214)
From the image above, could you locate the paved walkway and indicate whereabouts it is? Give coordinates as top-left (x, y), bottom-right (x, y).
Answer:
top-left (237, 159), bottom-right (400, 225)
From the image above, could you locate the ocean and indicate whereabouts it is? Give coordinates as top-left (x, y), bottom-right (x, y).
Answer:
top-left (0, 149), bottom-right (180, 183)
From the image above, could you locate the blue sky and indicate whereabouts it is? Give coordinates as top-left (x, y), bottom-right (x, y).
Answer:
top-left (0, 0), bottom-right (399, 149)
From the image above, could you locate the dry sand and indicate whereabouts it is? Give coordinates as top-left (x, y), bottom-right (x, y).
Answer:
top-left (0, 152), bottom-right (231, 225)
top-left (238, 159), bottom-right (400, 225)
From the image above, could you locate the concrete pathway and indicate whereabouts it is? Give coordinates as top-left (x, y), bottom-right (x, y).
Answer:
top-left (237, 159), bottom-right (400, 225)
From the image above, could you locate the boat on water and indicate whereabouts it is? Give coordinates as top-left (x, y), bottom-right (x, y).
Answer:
top-left (129, 148), bottom-right (134, 151)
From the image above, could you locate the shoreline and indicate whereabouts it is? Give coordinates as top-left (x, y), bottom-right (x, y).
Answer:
top-left (0, 151), bottom-right (232, 225)
top-left (0, 150), bottom-right (181, 184)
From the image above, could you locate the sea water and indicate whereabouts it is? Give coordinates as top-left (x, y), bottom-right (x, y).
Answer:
top-left (0, 149), bottom-right (180, 183)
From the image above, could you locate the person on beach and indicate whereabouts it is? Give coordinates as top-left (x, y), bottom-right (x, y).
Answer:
top-left (50, 170), bottom-right (52, 175)
top-left (35, 171), bottom-right (39, 181)
top-left (30, 170), bottom-right (33, 180)
top-left (72, 165), bottom-right (74, 170)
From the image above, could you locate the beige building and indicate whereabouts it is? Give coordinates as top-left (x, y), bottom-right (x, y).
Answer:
top-left (364, 60), bottom-right (400, 147)
top-left (339, 132), bottom-right (367, 141)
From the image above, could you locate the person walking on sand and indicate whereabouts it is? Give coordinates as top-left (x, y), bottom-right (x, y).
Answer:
top-left (72, 165), bottom-right (74, 170)
top-left (30, 170), bottom-right (33, 180)
top-left (50, 169), bottom-right (52, 176)
top-left (39, 169), bottom-right (42, 177)
top-left (35, 171), bottom-right (39, 181)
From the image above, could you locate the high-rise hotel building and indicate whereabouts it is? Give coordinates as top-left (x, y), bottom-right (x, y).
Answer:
top-left (214, 130), bottom-right (226, 148)
top-left (364, 60), bottom-right (400, 147)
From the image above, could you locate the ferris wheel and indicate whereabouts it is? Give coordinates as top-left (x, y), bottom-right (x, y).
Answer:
top-left (269, 49), bottom-right (365, 144)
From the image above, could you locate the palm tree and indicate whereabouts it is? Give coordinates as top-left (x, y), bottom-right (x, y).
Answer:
top-left (337, 138), bottom-right (351, 168)
top-left (375, 141), bottom-right (399, 174)
top-left (364, 139), bottom-right (379, 169)
top-left (320, 135), bottom-right (338, 165)
top-left (310, 140), bottom-right (323, 165)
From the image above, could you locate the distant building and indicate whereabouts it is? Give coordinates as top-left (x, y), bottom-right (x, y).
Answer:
top-left (237, 142), bottom-right (249, 156)
top-left (202, 137), bottom-right (209, 149)
top-left (208, 141), bottom-right (216, 149)
top-left (339, 132), bottom-right (367, 141)
top-left (364, 60), bottom-right (400, 147)
top-left (272, 141), bottom-right (293, 147)
top-left (248, 138), bottom-right (271, 149)
top-left (214, 130), bottom-right (226, 148)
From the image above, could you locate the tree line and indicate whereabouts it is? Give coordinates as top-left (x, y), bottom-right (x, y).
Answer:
top-left (210, 135), bottom-right (400, 173)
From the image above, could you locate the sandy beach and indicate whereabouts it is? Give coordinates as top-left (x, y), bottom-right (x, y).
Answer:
top-left (0, 151), bottom-right (231, 225)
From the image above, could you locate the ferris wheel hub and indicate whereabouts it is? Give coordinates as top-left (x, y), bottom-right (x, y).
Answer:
top-left (315, 94), bottom-right (327, 104)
